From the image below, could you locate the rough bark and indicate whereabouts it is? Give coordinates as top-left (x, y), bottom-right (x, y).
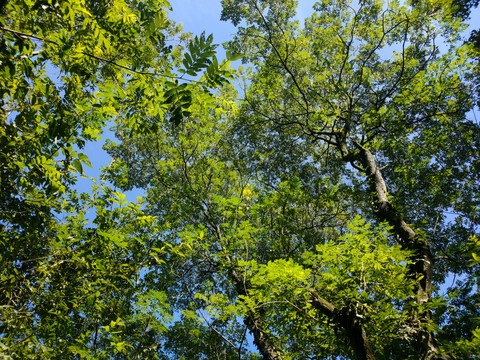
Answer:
top-left (348, 140), bottom-right (439, 359)
top-left (243, 313), bottom-right (283, 360)
top-left (309, 292), bottom-right (376, 360)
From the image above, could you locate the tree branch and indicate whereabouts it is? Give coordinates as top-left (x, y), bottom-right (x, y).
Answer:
top-left (308, 290), bottom-right (376, 360)
top-left (0, 26), bottom-right (194, 82)
top-left (349, 139), bottom-right (439, 359)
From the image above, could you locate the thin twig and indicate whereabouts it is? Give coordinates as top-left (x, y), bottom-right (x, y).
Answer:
top-left (0, 26), bottom-right (194, 82)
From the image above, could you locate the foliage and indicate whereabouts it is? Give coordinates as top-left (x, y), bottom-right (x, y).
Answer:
top-left (106, 0), bottom-right (479, 358)
top-left (0, 0), bottom-right (235, 358)
top-left (2, 0), bottom-right (480, 359)
top-left (1, 185), bottom-right (166, 358)
top-left (447, 0), bottom-right (480, 104)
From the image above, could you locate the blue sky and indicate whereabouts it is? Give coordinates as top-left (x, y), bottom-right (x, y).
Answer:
top-left (79, 0), bottom-right (479, 197)
top-left (168, 0), bottom-right (318, 42)
top-left (79, 0), bottom-right (319, 195)
top-left (72, 0), bottom-right (479, 353)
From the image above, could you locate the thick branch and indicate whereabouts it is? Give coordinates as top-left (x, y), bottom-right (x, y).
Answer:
top-left (211, 220), bottom-right (282, 360)
top-left (349, 139), bottom-right (439, 359)
top-left (308, 291), bottom-right (376, 360)
top-left (230, 268), bottom-right (283, 360)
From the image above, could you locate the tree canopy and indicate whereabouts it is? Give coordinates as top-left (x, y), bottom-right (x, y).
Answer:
top-left (1, 0), bottom-right (479, 359)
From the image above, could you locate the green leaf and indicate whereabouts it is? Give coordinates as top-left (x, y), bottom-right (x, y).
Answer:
top-left (72, 158), bottom-right (83, 173)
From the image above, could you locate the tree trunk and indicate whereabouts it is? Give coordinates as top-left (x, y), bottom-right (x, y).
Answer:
top-left (212, 220), bottom-right (284, 359)
top-left (231, 268), bottom-right (284, 360)
top-left (349, 140), bottom-right (439, 359)
top-left (309, 292), bottom-right (376, 360)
